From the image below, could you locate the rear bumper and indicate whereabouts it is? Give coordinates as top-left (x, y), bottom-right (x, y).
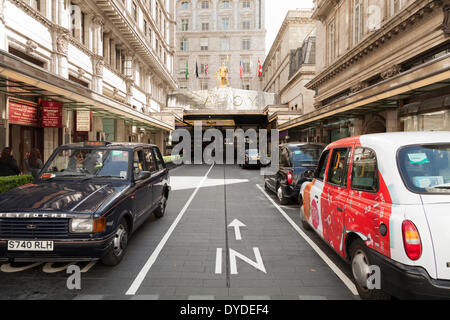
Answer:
top-left (282, 184), bottom-right (300, 200)
top-left (369, 249), bottom-right (450, 300)
top-left (0, 235), bottom-right (114, 262)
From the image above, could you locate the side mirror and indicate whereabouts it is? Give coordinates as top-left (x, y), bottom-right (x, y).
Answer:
top-left (135, 171), bottom-right (151, 181)
top-left (303, 169), bottom-right (315, 181)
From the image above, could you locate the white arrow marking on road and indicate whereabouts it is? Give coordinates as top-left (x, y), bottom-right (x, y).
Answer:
top-left (228, 219), bottom-right (246, 241)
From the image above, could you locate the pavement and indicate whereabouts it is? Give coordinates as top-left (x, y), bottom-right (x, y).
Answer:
top-left (0, 164), bottom-right (359, 300)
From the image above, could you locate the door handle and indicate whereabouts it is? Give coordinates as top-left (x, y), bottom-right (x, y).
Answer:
top-left (337, 207), bottom-right (343, 212)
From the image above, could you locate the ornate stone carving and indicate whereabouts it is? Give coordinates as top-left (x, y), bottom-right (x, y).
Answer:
top-left (92, 14), bottom-right (104, 26)
top-left (92, 56), bottom-right (104, 77)
top-left (26, 39), bottom-right (38, 55)
top-left (350, 81), bottom-right (369, 94)
top-left (77, 67), bottom-right (85, 78)
top-left (443, 5), bottom-right (450, 35)
top-left (56, 31), bottom-right (70, 56)
top-left (126, 77), bottom-right (134, 96)
top-left (380, 64), bottom-right (402, 80)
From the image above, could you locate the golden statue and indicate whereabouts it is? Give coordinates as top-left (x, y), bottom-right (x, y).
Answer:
top-left (216, 62), bottom-right (229, 87)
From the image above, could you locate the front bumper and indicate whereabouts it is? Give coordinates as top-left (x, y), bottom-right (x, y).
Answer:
top-left (0, 234), bottom-right (114, 262)
top-left (369, 249), bottom-right (450, 300)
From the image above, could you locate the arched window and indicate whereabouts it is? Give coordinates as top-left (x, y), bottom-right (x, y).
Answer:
top-left (181, 1), bottom-right (189, 9)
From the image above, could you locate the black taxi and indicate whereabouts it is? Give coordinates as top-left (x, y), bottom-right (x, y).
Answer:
top-left (0, 142), bottom-right (170, 266)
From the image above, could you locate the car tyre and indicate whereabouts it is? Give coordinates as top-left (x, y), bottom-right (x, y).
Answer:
top-left (101, 218), bottom-right (129, 266)
top-left (154, 194), bottom-right (167, 219)
top-left (277, 184), bottom-right (289, 205)
top-left (349, 238), bottom-right (391, 300)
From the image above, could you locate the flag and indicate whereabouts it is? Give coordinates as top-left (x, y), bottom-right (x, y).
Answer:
top-left (185, 61), bottom-right (189, 80)
top-left (204, 64), bottom-right (208, 77)
top-left (240, 60), bottom-right (243, 79)
top-left (195, 60), bottom-right (199, 78)
top-left (257, 58), bottom-right (262, 77)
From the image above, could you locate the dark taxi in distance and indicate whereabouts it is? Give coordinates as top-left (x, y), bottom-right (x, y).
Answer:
top-left (0, 142), bottom-right (170, 266)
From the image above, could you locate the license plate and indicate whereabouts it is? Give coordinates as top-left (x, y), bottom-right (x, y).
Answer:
top-left (7, 240), bottom-right (54, 251)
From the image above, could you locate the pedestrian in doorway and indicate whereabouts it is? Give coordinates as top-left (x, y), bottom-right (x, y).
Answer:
top-left (0, 147), bottom-right (21, 177)
top-left (24, 148), bottom-right (43, 179)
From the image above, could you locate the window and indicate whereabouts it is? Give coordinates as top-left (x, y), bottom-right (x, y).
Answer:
top-left (201, 22), bottom-right (209, 31)
top-left (153, 147), bottom-right (165, 170)
top-left (279, 148), bottom-right (290, 167)
top-left (353, 0), bottom-right (363, 45)
top-left (132, 2), bottom-right (138, 21)
top-left (200, 38), bottom-right (208, 51)
top-left (327, 148), bottom-right (350, 187)
top-left (242, 0), bottom-right (250, 8)
top-left (328, 20), bottom-right (335, 65)
top-left (179, 59), bottom-right (188, 73)
top-left (180, 39), bottom-right (188, 51)
top-left (133, 150), bottom-right (147, 174)
top-left (144, 148), bottom-right (157, 172)
top-left (242, 20), bottom-right (250, 30)
top-left (181, 19), bottom-right (189, 31)
top-left (222, 17), bottom-right (230, 30)
top-left (351, 148), bottom-right (378, 192)
top-left (201, 0), bottom-right (209, 9)
top-left (221, 38), bottom-right (230, 50)
top-left (242, 60), bottom-right (250, 73)
top-left (315, 150), bottom-right (330, 181)
top-left (398, 144), bottom-right (450, 194)
top-left (242, 39), bottom-right (250, 50)
top-left (181, 1), bottom-right (189, 9)
top-left (221, 0), bottom-right (230, 9)
top-left (30, 0), bottom-right (40, 11)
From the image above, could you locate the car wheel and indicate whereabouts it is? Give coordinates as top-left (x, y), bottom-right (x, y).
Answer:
top-left (101, 218), bottom-right (129, 266)
top-left (154, 194), bottom-right (167, 219)
top-left (277, 185), bottom-right (289, 205)
top-left (349, 239), bottom-right (390, 300)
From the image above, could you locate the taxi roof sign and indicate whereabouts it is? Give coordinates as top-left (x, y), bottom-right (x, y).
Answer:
top-left (84, 141), bottom-right (111, 146)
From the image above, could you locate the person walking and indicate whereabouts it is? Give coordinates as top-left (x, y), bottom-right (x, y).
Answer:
top-left (24, 148), bottom-right (43, 179)
top-left (0, 147), bottom-right (21, 177)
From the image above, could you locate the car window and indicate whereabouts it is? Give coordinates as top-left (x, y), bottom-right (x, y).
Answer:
top-left (291, 146), bottom-right (322, 166)
top-left (144, 148), bottom-right (157, 172)
top-left (315, 150), bottom-right (330, 181)
top-left (133, 150), bottom-right (147, 173)
top-left (153, 147), bottom-right (165, 170)
top-left (351, 148), bottom-right (378, 192)
top-left (280, 148), bottom-right (290, 167)
top-left (327, 148), bottom-right (350, 187)
top-left (398, 144), bottom-right (450, 194)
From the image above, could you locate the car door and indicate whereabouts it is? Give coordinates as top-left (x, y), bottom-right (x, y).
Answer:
top-left (151, 147), bottom-right (166, 208)
top-left (345, 147), bottom-right (390, 257)
top-left (304, 149), bottom-right (330, 238)
top-left (265, 146), bottom-right (283, 192)
top-left (322, 147), bottom-right (352, 255)
top-left (277, 147), bottom-right (291, 190)
top-left (133, 149), bottom-right (153, 223)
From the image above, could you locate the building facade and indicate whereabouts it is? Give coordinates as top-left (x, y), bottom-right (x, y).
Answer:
top-left (279, 0), bottom-right (450, 143)
top-left (261, 10), bottom-right (316, 135)
top-left (174, 0), bottom-right (266, 91)
top-left (0, 0), bottom-right (178, 171)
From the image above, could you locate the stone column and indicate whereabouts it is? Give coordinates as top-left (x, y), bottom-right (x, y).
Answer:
top-left (352, 117), bottom-right (364, 136)
top-left (55, 29), bottom-right (70, 78)
top-left (125, 77), bottom-right (134, 105)
top-left (110, 38), bottom-right (116, 68)
top-left (85, 13), bottom-right (94, 52)
top-left (115, 119), bottom-right (126, 141)
top-left (58, 0), bottom-right (69, 29)
top-left (0, 0), bottom-right (7, 51)
top-left (212, 0), bottom-right (217, 30)
top-left (92, 15), bottom-right (104, 56)
top-left (103, 32), bottom-right (111, 64)
top-left (192, 0), bottom-right (197, 31)
top-left (233, 0), bottom-right (238, 29)
top-left (385, 109), bottom-right (399, 132)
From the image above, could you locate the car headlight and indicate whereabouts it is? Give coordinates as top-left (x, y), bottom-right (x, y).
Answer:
top-left (69, 217), bottom-right (106, 233)
top-left (70, 218), bottom-right (93, 233)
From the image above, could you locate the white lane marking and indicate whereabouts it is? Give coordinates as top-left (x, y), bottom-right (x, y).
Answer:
top-left (228, 219), bottom-right (246, 241)
top-left (229, 248), bottom-right (266, 275)
top-left (170, 177), bottom-right (249, 191)
top-left (0, 263), bottom-right (42, 273)
top-left (126, 164), bottom-right (215, 295)
top-left (256, 184), bottom-right (359, 296)
top-left (215, 248), bottom-right (222, 274)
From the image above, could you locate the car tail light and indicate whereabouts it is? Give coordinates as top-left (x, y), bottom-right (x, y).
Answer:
top-left (402, 220), bottom-right (422, 261)
top-left (287, 172), bottom-right (293, 184)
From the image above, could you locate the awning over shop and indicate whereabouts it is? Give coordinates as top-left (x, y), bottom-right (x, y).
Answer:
top-left (0, 51), bottom-right (174, 132)
top-left (279, 54), bottom-right (450, 131)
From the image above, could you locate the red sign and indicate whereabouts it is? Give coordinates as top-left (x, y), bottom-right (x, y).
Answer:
top-left (42, 101), bottom-right (63, 128)
top-left (8, 100), bottom-right (39, 127)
